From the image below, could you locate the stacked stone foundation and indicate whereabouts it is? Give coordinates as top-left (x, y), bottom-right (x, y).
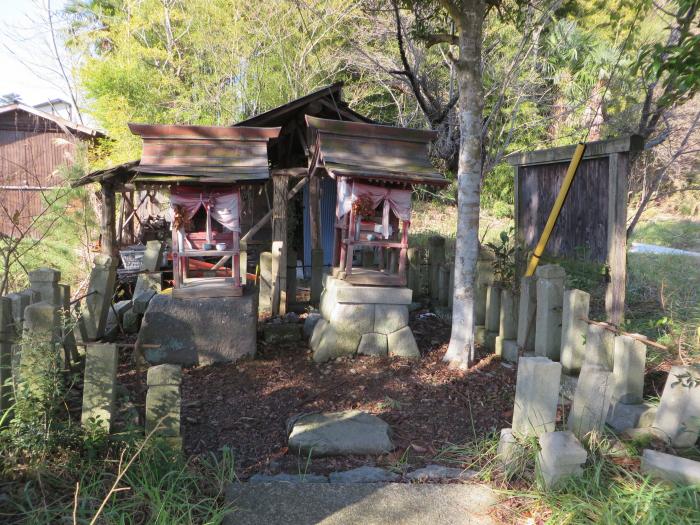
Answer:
top-left (310, 276), bottom-right (419, 362)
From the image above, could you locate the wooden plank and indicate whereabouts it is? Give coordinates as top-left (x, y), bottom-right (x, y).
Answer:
top-left (506, 135), bottom-right (643, 166)
top-left (605, 152), bottom-right (628, 325)
top-left (101, 181), bottom-right (117, 257)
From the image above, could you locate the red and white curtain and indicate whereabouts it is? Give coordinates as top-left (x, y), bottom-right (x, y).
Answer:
top-left (169, 186), bottom-right (241, 232)
top-left (337, 178), bottom-right (412, 238)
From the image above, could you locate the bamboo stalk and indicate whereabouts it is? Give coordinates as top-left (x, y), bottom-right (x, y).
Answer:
top-left (580, 317), bottom-right (668, 351)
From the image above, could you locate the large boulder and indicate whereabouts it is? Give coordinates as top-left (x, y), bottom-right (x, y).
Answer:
top-left (138, 288), bottom-right (256, 366)
top-left (287, 410), bottom-right (394, 456)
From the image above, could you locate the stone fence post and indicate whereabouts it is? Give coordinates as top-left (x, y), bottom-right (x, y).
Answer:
top-left (0, 297), bottom-right (13, 424)
top-left (81, 343), bottom-right (118, 431)
top-left (28, 268), bottom-right (61, 306)
top-left (428, 236), bottom-right (445, 303)
top-left (516, 275), bottom-right (536, 353)
top-left (534, 265), bottom-right (565, 360)
top-left (83, 255), bottom-right (117, 341)
top-left (560, 289), bottom-right (590, 374)
top-left (146, 364), bottom-right (182, 448)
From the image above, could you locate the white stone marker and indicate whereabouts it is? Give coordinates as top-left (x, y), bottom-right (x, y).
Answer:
top-left (28, 268), bottom-right (61, 306)
top-left (81, 343), bottom-right (118, 431)
top-left (560, 289), bottom-right (590, 374)
top-left (537, 431), bottom-right (587, 489)
top-left (653, 366), bottom-right (700, 448)
top-left (567, 364), bottom-right (614, 441)
top-left (534, 265), bottom-right (566, 360)
top-left (584, 324), bottom-right (615, 370)
top-left (512, 356), bottom-right (562, 437)
top-left (612, 335), bottom-right (646, 404)
top-left (641, 449), bottom-right (700, 485)
top-left (516, 275), bottom-right (537, 353)
top-left (496, 288), bottom-right (518, 356)
top-left (83, 255), bottom-right (117, 341)
top-left (475, 250), bottom-right (495, 326)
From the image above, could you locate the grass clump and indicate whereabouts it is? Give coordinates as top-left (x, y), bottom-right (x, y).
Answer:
top-left (0, 333), bottom-right (235, 524)
top-left (435, 431), bottom-right (700, 524)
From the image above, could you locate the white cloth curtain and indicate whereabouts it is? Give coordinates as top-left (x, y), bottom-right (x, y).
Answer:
top-left (336, 179), bottom-right (412, 238)
top-left (169, 187), bottom-right (241, 232)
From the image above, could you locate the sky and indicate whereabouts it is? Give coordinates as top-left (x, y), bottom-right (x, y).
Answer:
top-left (0, 0), bottom-right (71, 106)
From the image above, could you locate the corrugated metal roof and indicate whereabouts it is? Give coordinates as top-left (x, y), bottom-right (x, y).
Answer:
top-left (127, 123), bottom-right (280, 183)
top-left (306, 116), bottom-right (447, 187)
top-left (0, 103), bottom-right (105, 138)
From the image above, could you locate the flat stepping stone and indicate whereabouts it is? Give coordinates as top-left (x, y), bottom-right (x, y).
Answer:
top-left (329, 466), bottom-right (399, 483)
top-left (405, 465), bottom-right (478, 482)
top-left (249, 473), bottom-right (328, 483)
top-left (226, 482), bottom-right (497, 525)
top-left (288, 410), bottom-right (394, 456)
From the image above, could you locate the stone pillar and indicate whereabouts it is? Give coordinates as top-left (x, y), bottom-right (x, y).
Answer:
top-left (437, 264), bottom-right (449, 306)
top-left (448, 264), bottom-right (455, 309)
top-left (567, 364), bottom-right (614, 441)
top-left (259, 251), bottom-right (273, 313)
top-left (537, 431), bottom-right (587, 489)
top-left (560, 289), bottom-right (590, 374)
top-left (0, 297), bottom-right (13, 423)
top-left (83, 255), bottom-right (117, 341)
top-left (20, 301), bottom-right (59, 396)
top-left (475, 250), bottom-right (495, 326)
top-left (81, 343), bottom-right (118, 431)
top-left (428, 236), bottom-right (445, 303)
top-left (239, 239), bottom-right (248, 285)
top-left (534, 265), bottom-right (565, 360)
top-left (58, 284), bottom-right (79, 363)
top-left (484, 283), bottom-right (501, 350)
top-left (653, 366), bottom-right (700, 448)
top-left (516, 275), bottom-right (537, 353)
top-left (286, 248), bottom-right (297, 306)
top-left (134, 272), bottom-right (162, 297)
top-left (310, 248), bottom-right (323, 305)
top-left (142, 240), bottom-right (164, 272)
top-left (146, 364), bottom-right (182, 446)
top-left (584, 324), bottom-right (615, 370)
top-left (512, 356), bottom-right (562, 437)
top-left (612, 335), bottom-right (646, 404)
top-left (271, 241), bottom-right (285, 316)
top-left (28, 267), bottom-right (61, 306)
top-left (407, 248), bottom-right (421, 300)
top-left (495, 288), bottom-right (518, 357)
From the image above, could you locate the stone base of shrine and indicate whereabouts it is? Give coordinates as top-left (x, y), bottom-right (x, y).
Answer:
top-left (310, 276), bottom-right (420, 362)
top-left (138, 286), bottom-right (257, 366)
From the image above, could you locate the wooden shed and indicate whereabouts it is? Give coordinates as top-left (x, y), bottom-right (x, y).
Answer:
top-left (0, 103), bottom-right (103, 236)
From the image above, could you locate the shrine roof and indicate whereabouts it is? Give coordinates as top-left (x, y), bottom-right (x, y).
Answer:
top-left (126, 123), bottom-right (281, 184)
top-left (305, 116), bottom-right (447, 187)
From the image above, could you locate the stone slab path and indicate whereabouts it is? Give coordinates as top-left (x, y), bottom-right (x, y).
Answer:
top-left (225, 482), bottom-right (498, 525)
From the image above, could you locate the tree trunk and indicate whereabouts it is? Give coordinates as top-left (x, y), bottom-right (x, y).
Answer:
top-left (444, 1), bottom-right (485, 369)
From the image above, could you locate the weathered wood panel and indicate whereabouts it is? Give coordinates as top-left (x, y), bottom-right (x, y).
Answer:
top-left (0, 125), bottom-right (76, 236)
top-left (517, 157), bottom-right (610, 262)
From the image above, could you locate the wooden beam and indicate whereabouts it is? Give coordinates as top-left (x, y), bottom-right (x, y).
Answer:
top-left (100, 181), bottom-right (118, 257)
top-left (505, 135), bottom-right (643, 166)
top-left (605, 152), bottom-right (628, 325)
top-left (272, 175), bottom-right (288, 315)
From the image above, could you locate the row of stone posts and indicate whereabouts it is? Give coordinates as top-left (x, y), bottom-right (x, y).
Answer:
top-left (490, 260), bottom-right (700, 488)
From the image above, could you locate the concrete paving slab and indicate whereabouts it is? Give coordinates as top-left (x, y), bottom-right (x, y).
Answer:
top-left (225, 482), bottom-right (498, 525)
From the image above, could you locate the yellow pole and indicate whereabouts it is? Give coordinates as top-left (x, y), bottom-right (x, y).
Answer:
top-left (524, 142), bottom-right (587, 277)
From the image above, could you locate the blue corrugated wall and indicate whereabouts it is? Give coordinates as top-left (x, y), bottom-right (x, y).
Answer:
top-left (303, 177), bottom-right (337, 278)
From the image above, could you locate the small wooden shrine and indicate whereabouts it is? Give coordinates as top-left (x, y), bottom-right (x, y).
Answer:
top-left (306, 116), bottom-right (448, 287)
top-left (128, 123), bottom-right (280, 298)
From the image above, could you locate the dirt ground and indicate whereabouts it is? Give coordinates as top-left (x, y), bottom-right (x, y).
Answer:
top-left (177, 312), bottom-right (518, 478)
